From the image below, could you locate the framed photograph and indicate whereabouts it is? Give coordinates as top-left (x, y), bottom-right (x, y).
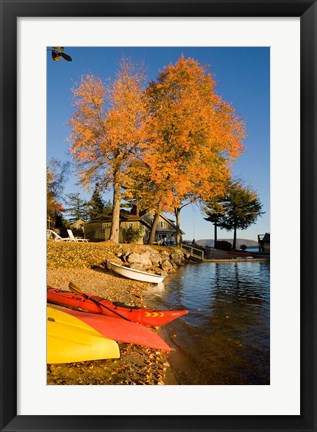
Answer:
top-left (0, 1), bottom-right (316, 431)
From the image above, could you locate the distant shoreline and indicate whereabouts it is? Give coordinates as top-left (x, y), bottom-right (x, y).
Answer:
top-left (194, 238), bottom-right (259, 248)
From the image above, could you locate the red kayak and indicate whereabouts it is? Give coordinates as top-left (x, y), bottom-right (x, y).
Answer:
top-left (51, 305), bottom-right (171, 352)
top-left (47, 286), bottom-right (188, 326)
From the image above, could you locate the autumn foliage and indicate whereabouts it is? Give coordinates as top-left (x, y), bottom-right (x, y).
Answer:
top-left (142, 56), bottom-right (245, 243)
top-left (69, 60), bottom-right (146, 242)
top-left (68, 56), bottom-right (246, 243)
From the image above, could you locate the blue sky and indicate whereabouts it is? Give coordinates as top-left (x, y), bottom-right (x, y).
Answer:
top-left (47, 47), bottom-right (270, 242)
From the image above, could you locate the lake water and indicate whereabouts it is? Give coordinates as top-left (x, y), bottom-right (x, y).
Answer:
top-left (245, 246), bottom-right (261, 252)
top-left (146, 261), bottom-right (270, 385)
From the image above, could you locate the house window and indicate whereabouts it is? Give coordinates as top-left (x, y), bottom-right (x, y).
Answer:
top-left (159, 221), bottom-right (165, 228)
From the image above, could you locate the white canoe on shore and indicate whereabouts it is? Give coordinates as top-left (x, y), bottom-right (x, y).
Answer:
top-left (106, 260), bottom-right (165, 284)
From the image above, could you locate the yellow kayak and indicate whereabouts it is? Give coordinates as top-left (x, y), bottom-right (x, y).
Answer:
top-left (47, 306), bottom-right (120, 364)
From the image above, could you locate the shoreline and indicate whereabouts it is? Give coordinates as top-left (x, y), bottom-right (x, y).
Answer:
top-left (153, 321), bottom-right (179, 385)
top-left (47, 267), bottom-right (176, 385)
top-left (47, 242), bottom-right (269, 385)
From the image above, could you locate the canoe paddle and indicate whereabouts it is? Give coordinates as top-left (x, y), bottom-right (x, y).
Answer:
top-left (68, 281), bottom-right (132, 322)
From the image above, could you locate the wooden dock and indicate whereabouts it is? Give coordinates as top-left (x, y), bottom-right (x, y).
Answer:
top-left (181, 244), bottom-right (269, 263)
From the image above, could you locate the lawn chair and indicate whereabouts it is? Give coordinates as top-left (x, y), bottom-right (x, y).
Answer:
top-left (47, 229), bottom-right (74, 241)
top-left (67, 229), bottom-right (89, 242)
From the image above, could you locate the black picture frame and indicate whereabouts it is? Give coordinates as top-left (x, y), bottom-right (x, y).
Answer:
top-left (1, 1), bottom-right (316, 431)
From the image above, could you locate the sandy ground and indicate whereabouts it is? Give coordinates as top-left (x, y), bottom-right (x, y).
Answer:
top-left (47, 267), bottom-right (173, 385)
top-left (47, 267), bottom-right (150, 307)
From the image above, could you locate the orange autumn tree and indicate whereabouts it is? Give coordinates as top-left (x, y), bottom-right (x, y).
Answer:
top-left (122, 159), bottom-right (158, 216)
top-left (143, 56), bottom-right (245, 244)
top-left (68, 60), bottom-right (146, 243)
top-left (123, 157), bottom-right (180, 243)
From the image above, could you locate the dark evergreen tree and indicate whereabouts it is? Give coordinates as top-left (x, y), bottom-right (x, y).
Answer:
top-left (102, 199), bottom-right (113, 216)
top-left (204, 198), bottom-right (227, 246)
top-left (47, 159), bottom-right (70, 228)
top-left (65, 193), bottom-right (89, 222)
top-left (88, 183), bottom-right (105, 219)
top-left (217, 181), bottom-right (264, 250)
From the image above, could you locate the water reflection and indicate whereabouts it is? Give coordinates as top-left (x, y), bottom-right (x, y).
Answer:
top-left (146, 261), bottom-right (270, 385)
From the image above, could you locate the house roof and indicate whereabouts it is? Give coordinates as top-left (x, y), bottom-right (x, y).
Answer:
top-left (158, 213), bottom-right (185, 235)
top-left (85, 209), bottom-right (185, 234)
top-left (85, 211), bottom-right (152, 229)
top-left (140, 210), bottom-right (185, 235)
top-left (70, 218), bottom-right (85, 225)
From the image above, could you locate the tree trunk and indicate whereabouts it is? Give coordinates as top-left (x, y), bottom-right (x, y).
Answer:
top-left (174, 207), bottom-right (182, 246)
top-left (148, 206), bottom-right (161, 244)
top-left (110, 175), bottom-right (121, 243)
top-left (233, 222), bottom-right (237, 250)
top-left (214, 222), bottom-right (218, 247)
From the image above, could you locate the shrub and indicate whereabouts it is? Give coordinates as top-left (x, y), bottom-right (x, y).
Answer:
top-left (215, 240), bottom-right (232, 251)
top-left (240, 244), bottom-right (247, 251)
top-left (124, 226), bottom-right (144, 243)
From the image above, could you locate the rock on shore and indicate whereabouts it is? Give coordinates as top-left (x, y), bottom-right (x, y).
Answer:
top-left (112, 244), bottom-right (188, 274)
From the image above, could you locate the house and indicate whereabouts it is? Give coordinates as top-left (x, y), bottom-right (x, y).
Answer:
top-left (84, 209), bottom-right (185, 244)
top-left (70, 219), bottom-right (86, 231)
top-left (141, 211), bottom-right (185, 245)
top-left (84, 211), bottom-right (151, 243)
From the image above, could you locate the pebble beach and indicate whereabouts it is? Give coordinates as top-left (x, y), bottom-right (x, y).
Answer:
top-left (47, 241), bottom-right (184, 385)
top-left (47, 241), bottom-right (267, 385)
